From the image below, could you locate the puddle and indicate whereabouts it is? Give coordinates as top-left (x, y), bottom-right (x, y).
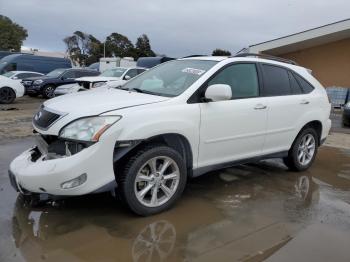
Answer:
top-left (1, 142), bottom-right (350, 261)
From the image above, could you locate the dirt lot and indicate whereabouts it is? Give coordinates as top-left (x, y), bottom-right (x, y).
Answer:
top-left (0, 97), bottom-right (44, 141)
top-left (1, 96), bottom-right (350, 262)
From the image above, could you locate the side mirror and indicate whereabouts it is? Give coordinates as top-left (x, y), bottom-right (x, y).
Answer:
top-left (12, 76), bottom-right (18, 80)
top-left (124, 75), bottom-right (131, 80)
top-left (204, 84), bottom-right (232, 102)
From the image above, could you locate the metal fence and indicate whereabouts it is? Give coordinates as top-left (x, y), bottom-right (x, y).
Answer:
top-left (326, 87), bottom-right (350, 108)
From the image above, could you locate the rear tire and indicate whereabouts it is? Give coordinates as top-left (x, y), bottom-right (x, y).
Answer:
top-left (283, 128), bottom-right (318, 171)
top-left (0, 86), bottom-right (16, 104)
top-left (42, 85), bottom-right (55, 99)
top-left (116, 144), bottom-right (187, 216)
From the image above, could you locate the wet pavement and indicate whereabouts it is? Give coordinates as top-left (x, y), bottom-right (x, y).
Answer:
top-left (1, 138), bottom-right (350, 262)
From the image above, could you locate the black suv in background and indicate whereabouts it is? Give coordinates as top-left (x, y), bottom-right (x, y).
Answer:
top-left (22, 68), bottom-right (100, 98)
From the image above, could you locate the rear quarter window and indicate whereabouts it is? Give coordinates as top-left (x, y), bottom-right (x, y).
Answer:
top-left (261, 64), bottom-right (291, 96)
top-left (294, 73), bottom-right (315, 94)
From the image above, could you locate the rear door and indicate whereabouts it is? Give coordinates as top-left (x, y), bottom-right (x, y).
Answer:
top-left (198, 63), bottom-right (268, 168)
top-left (260, 64), bottom-right (312, 154)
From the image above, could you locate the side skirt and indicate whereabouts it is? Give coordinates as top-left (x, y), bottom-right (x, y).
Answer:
top-left (192, 151), bottom-right (288, 178)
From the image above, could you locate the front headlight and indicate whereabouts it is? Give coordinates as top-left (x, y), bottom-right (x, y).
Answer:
top-left (345, 102), bottom-right (350, 109)
top-left (34, 79), bottom-right (43, 85)
top-left (93, 82), bottom-right (107, 88)
top-left (59, 116), bottom-right (121, 142)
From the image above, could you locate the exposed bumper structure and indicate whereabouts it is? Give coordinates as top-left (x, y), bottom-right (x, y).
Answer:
top-left (9, 137), bottom-right (116, 196)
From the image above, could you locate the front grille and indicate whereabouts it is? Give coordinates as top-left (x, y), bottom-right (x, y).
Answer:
top-left (33, 108), bottom-right (61, 129)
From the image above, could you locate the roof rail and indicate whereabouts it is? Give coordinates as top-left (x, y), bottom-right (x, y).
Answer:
top-left (182, 55), bottom-right (207, 58)
top-left (232, 53), bottom-right (298, 65)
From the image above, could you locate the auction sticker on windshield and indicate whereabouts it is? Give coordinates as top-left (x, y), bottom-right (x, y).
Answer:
top-left (182, 68), bottom-right (206, 76)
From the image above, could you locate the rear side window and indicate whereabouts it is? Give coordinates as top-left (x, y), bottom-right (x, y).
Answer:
top-left (294, 73), bottom-right (314, 94)
top-left (262, 64), bottom-right (291, 96)
top-left (288, 71), bottom-right (303, 95)
top-left (207, 63), bottom-right (259, 99)
top-left (79, 71), bottom-right (97, 77)
top-left (62, 70), bottom-right (77, 78)
top-left (125, 69), bottom-right (138, 79)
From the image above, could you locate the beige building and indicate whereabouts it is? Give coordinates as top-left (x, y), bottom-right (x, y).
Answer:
top-left (249, 19), bottom-right (350, 88)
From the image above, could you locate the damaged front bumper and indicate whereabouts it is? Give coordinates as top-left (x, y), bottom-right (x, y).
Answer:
top-left (9, 135), bottom-right (117, 196)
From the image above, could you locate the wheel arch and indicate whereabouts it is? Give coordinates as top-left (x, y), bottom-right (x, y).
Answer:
top-left (294, 120), bottom-right (322, 147)
top-left (113, 133), bottom-right (194, 177)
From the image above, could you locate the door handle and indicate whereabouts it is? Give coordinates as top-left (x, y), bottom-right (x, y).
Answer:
top-left (254, 104), bottom-right (267, 110)
top-left (300, 100), bottom-right (310, 105)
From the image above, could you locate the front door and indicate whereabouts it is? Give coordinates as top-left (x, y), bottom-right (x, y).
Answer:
top-left (198, 63), bottom-right (268, 168)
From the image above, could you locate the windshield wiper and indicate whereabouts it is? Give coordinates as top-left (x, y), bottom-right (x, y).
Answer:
top-left (130, 88), bottom-right (171, 97)
top-left (114, 85), bottom-right (128, 90)
top-left (131, 88), bottom-right (146, 93)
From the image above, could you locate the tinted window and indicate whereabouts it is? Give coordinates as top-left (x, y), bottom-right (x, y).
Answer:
top-left (262, 64), bottom-right (291, 96)
top-left (137, 69), bottom-right (146, 74)
top-left (294, 73), bottom-right (314, 94)
top-left (62, 70), bottom-right (77, 78)
top-left (288, 71), bottom-right (303, 95)
top-left (207, 63), bottom-right (259, 99)
top-left (125, 69), bottom-right (138, 79)
top-left (79, 70), bottom-right (98, 77)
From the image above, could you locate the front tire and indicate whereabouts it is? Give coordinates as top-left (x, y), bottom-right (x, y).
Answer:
top-left (283, 128), bottom-right (318, 171)
top-left (42, 85), bottom-right (55, 99)
top-left (0, 86), bottom-right (16, 104)
top-left (117, 145), bottom-right (187, 216)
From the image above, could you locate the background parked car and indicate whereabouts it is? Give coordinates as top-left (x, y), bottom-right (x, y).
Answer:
top-left (0, 75), bottom-right (25, 104)
top-left (136, 56), bottom-right (174, 68)
top-left (22, 68), bottom-right (100, 98)
top-left (2, 70), bottom-right (44, 81)
top-left (55, 67), bottom-right (147, 96)
top-left (0, 54), bottom-right (72, 74)
top-left (76, 67), bottom-right (146, 89)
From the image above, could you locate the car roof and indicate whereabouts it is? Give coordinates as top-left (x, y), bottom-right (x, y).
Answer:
top-left (180, 56), bottom-right (306, 71)
top-left (68, 68), bottom-right (98, 72)
top-left (11, 71), bottom-right (44, 74)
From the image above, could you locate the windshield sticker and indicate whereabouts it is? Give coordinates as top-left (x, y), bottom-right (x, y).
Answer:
top-left (182, 68), bottom-right (206, 76)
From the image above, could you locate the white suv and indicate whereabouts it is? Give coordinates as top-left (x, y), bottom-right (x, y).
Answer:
top-left (9, 54), bottom-right (331, 215)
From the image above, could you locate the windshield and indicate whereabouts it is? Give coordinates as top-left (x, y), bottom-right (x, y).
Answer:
top-left (101, 68), bottom-right (127, 77)
top-left (47, 68), bottom-right (66, 77)
top-left (122, 60), bottom-right (218, 97)
top-left (2, 71), bottom-right (15, 78)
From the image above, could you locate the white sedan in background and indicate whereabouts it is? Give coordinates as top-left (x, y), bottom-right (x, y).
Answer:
top-left (3, 71), bottom-right (44, 81)
top-left (54, 67), bottom-right (146, 96)
top-left (0, 75), bottom-right (26, 104)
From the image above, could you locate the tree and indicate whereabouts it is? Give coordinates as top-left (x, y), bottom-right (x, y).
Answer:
top-left (105, 33), bottom-right (134, 58)
top-left (135, 34), bottom-right (155, 58)
top-left (0, 15), bottom-right (28, 51)
top-left (63, 31), bottom-right (103, 66)
top-left (212, 49), bottom-right (231, 56)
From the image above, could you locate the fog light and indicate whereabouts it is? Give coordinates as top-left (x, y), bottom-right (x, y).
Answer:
top-left (61, 173), bottom-right (87, 189)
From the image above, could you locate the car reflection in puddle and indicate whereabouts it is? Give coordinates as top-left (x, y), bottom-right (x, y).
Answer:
top-left (11, 147), bottom-right (350, 262)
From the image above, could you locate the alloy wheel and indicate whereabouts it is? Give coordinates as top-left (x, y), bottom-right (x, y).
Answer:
top-left (45, 86), bottom-right (54, 98)
top-left (134, 156), bottom-right (180, 207)
top-left (297, 134), bottom-right (316, 166)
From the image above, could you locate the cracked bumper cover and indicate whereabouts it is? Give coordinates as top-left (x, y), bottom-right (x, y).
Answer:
top-left (8, 139), bottom-right (116, 196)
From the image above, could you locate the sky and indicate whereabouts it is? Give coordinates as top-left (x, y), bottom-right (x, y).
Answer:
top-left (1, 0), bottom-right (350, 57)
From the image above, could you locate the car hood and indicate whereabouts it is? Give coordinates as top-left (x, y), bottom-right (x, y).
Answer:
top-left (76, 76), bottom-right (121, 82)
top-left (44, 88), bottom-right (169, 116)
